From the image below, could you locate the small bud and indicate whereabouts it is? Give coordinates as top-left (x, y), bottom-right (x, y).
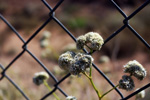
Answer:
top-left (58, 51), bottom-right (76, 71)
top-left (119, 75), bottom-right (135, 91)
top-left (136, 88), bottom-right (145, 99)
top-left (33, 72), bottom-right (49, 85)
top-left (85, 32), bottom-right (104, 50)
top-left (70, 53), bottom-right (93, 75)
top-left (76, 35), bottom-right (87, 50)
top-left (66, 96), bottom-right (77, 100)
top-left (124, 60), bottom-right (146, 80)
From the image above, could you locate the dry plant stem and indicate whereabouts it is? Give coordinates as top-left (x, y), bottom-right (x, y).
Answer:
top-left (100, 84), bottom-right (119, 99)
top-left (43, 80), bottom-right (60, 100)
top-left (83, 67), bottom-right (101, 100)
top-left (85, 44), bottom-right (93, 54)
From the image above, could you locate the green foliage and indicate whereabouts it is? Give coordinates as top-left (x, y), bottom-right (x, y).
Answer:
top-left (67, 17), bottom-right (88, 30)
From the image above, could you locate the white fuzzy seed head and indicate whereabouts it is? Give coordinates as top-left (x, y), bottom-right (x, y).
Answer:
top-left (76, 35), bottom-right (87, 50)
top-left (70, 53), bottom-right (93, 75)
top-left (85, 32), bottom-right (104, 50)
top-left (33, 71), bottom-right (49, 85)
top-left (66, 96), bottom-right (77, 100)
top-left (119, 75), bottom-right (135, 91)
top-left (58, 51), bottom-right (76, 71)
top-left (124, 60), bottom-right (146, 80)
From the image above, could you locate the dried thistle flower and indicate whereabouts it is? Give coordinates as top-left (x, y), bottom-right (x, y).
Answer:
top-left (124, 60), bottom-right (146, 80)
top-left (85, 32), bottom-right (104, 50)
top-left (58, 51), bottom-right (76, 71)
top-left (76, 35), bottom-right (87, 50)
top-left (136, 88), bottom-right (145, 99)
top-left (70, 53), bottom-right (93, 75)
top-left (33, 71), bottom-right (49, 85)
top-left (66, 96), bottom-right (77, 100)
top-left (119, 75), bottom-right (135, 91)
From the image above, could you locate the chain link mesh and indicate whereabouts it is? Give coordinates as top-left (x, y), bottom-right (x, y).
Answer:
top-left (0, 0), bottom-right (150, 100)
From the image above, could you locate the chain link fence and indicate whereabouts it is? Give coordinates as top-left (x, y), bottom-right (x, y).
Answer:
top-left (0, 0), bottom-right (150, 100)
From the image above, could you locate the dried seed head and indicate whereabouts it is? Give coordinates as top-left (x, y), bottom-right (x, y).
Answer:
top-left (85, 32), bottom-right (104, 50)
top-left (42, 30), bottom-right (51, 39)
top-left (76, 35), bottom-right (87, 50)
top-left (66, 96), bottom-right (77, 100)
top-left (33, 71), bottom-right (49, 85)
top-left (70, 53), bottom-right (93, 75)
top-left (58, 51), bottom-right (76, 71)
top-left (119, 75), bottom-right (135, 91)
top-left (40, 39), bottom-right (49, 48)
top-left (124, 60), bottom-right (146, 80)
top-left (136, 88), bottom-right (145, 99)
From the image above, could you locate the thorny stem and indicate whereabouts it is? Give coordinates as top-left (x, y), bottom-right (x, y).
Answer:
top-left (100, 84), bottom-right (119, 99)
top-left (44, 80), bottom-right (60, 100)
top-left (83, 67), bottom-right (102, 100)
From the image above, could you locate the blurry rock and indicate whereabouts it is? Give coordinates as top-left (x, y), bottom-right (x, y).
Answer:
top-left (99, 55), bottom-right (110, 63)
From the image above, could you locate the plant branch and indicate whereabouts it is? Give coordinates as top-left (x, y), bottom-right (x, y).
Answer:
top-left (44, 80), bottom-right (60, 100)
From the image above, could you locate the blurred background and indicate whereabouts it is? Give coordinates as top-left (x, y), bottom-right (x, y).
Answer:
top-left (0, 0), bottom-right (150, 100)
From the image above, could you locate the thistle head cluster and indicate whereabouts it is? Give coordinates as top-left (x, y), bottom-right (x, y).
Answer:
top-left (70, 53), bottom-right (93, 75)
top-left (76, 32), bottom-right (104, 50)
top-left (119, 60), bottom-right (146, 91)
top-left (58, 51), bottom-right (76, 71)
top-left (124, 60), bottom-right (146, 80)
top-left (33, 71), bottom-right (49, 85)
top-left (66, 96), bottom-right (77, 100)
top-left (58, 51), bottom-right (93, 76)
top-left (119, 75), bottom-right (135, 91)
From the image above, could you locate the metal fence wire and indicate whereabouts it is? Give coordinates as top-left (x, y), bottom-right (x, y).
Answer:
top-left (0, 0), bottom-right (150, 100)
